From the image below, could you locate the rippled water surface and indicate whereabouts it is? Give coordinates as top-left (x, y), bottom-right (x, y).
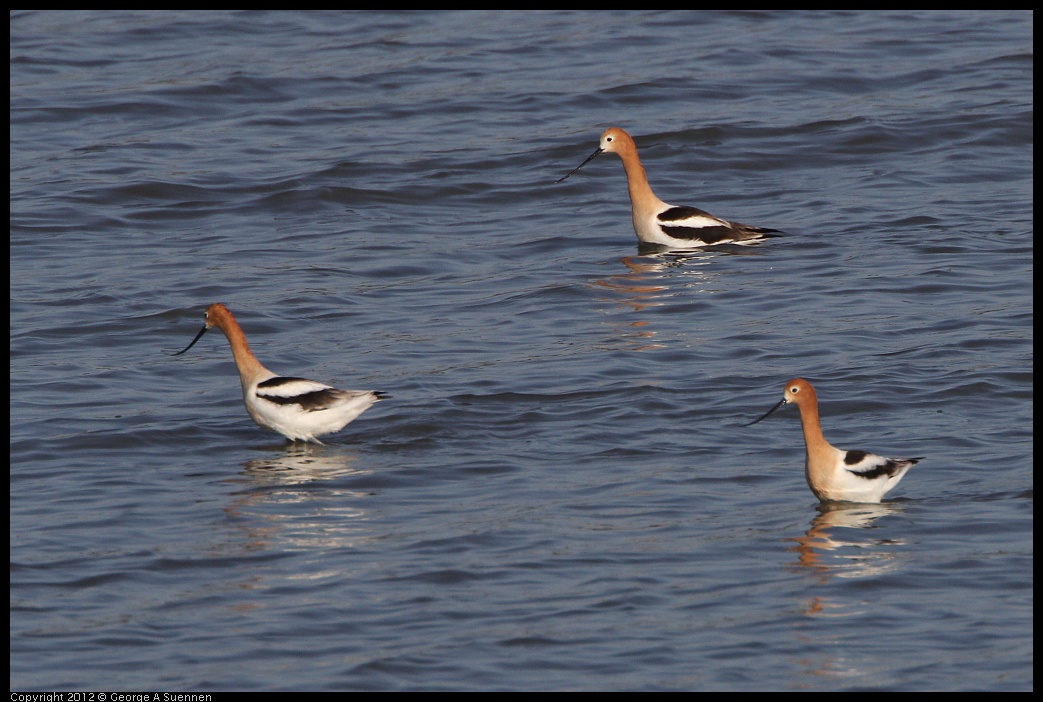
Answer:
top-left (11, 10), bottom-right (1032, 691)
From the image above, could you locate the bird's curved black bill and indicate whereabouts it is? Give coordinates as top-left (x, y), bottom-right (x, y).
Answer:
top-left (745, 398), bottom-right (788, 426)
top-left (171, 324), bottom-right (209, 356)
top-left (556, 146), bottom-right (604, 183)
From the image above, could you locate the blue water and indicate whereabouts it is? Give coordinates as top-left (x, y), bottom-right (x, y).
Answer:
top-left (10, 10), bottom-right (1032, 691)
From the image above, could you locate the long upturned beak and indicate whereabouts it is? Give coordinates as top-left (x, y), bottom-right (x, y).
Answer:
top-left (556, 145), bottom-right (604, 183)
top-left (171, 323), bottom-right (210, 356)
top-left (746, 397), bottom-right (789, 426)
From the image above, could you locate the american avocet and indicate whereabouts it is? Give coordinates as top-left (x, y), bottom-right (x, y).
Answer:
top-left (172, 303), bottom-right (386, 444)
top-left (558, 127), bottom-right (780, 249)
top-left (747, 378), bottom-right (921, 503)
